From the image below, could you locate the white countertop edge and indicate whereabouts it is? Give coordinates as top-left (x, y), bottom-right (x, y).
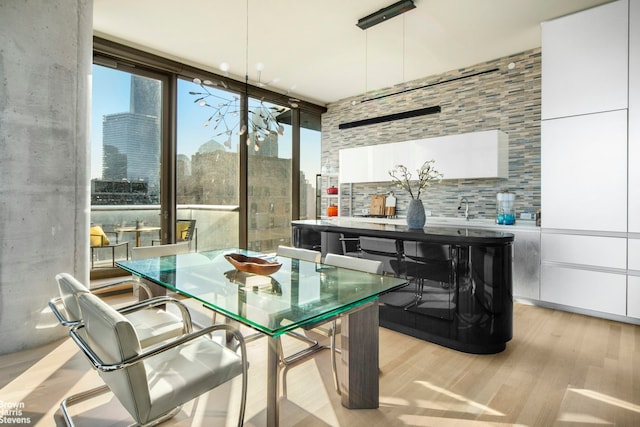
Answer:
top-left (332, 216), bottom-right (540, 232)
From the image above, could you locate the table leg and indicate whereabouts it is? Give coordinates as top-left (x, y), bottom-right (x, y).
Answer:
top-left (266, 335), bottom-right (280, 427)
top-left (340, 300), bottom-right (379, 409)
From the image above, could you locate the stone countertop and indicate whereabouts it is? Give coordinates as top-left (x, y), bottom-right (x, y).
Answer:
top-left (335, 216), bottom-right (541, 232)
top-left (292, 219), bottom-right (515, 245)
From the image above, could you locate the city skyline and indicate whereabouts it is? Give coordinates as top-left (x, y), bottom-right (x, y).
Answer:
top-left (91, 65), bottom-right (321, 184)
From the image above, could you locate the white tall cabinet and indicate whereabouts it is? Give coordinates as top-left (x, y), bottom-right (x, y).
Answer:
top-left (541, 0), bottom-right (637, 319)
top-left (541, 110), bottom-right (627, 232)
top-left (541, 0), bottom-right (629, 119)
top-left (628, 0), bottom-right (640, 318)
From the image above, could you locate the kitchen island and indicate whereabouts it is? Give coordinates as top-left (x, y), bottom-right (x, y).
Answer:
top-left (291, 219), bottom-right (515, 354)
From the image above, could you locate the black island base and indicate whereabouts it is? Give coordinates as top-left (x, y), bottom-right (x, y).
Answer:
top-left (292, 219), bottom-right (514, 355)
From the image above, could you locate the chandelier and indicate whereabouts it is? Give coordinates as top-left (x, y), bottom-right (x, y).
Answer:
top-left (190, 79), bottom-right (287, 151)
top-left (190, 0), bottom-right (288, 152)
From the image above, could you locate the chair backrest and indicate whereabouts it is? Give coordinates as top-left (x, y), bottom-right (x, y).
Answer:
top-left (176, 219), bottom-right (196, 242)
top-left (131, 241), bottom-right (191, 260)
top-left (339, 233), bottom-right (361, 257)
top-left (77, 292), bottom-right (149, 420)
top-left (277, 245), bottom-right (321, 263)
top-left (358, 236), bottom-right (402, 275)
top-left (402, 241), bottom-right (452, 283)
top-left (324, 253), bottom-right (384, 274)
top-left (55, 273), bottom-right (91, 324)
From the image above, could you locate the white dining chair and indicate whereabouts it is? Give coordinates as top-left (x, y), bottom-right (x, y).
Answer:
top-left (131, 241), bottom-right (190, 260)
top-left (324, 253), bottom-right (384, 274)
top-left (276, 245), bottom-right (321, 263)
top-left (280, 252), bottom-right (384, 397)
top-left (131, 242), bottom-right (218, 331)
top-left (50, 272), bottom-right (191, 347)
top-left (274, 245), bottom-right (328, 394)
top-left (90, 242), bottom-right (192, 297)
top-left (60, 292), bottom-right (248, 426)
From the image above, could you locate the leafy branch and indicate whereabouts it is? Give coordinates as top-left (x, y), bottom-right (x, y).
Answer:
top-left (388, 160), bottom-right (443, 199)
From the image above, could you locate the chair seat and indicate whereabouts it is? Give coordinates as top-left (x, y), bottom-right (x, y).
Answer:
top-left (142, 334), bottom-right (244, 423)
top-left (378, 288), bottom-right (417, 307)
top-left (126, 309), bottom-right (187, 347)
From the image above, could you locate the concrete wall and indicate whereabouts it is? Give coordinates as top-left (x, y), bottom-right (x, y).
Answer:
top-left (322, 49), bottom-right (541, 220)
top-left (0, 0), bottom-right (92, 354)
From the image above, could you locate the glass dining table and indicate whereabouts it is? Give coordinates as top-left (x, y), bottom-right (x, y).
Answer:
top-left (117, 249), bottom-right (408, 427)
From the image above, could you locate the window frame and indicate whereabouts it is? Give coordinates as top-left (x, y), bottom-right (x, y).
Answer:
top-left (93, 37), bottom-right (326, 249)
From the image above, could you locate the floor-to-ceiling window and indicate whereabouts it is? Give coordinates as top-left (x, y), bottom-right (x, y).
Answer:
top-left (92, 38), bottom-right (325, 265)
top-left (299, 111), bottom-right (322, 220)
top-left (247, 97), bottom-right (292, 252)
top-left (90, 63), bottom-right (165, 266)
top-left (176, 77), bottom-right (241, 251)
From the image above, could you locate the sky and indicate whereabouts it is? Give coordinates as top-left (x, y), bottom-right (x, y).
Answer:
top-left (91, 65), bottom-right (321, 182)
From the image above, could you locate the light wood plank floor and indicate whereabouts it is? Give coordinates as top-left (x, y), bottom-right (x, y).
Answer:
top-left (1, 294), bottom-right (639, 426)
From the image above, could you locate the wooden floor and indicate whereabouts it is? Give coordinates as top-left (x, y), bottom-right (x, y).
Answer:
top-left (1, 293), bottom-right (639, 426)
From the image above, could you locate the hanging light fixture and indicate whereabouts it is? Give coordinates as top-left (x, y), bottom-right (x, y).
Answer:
top-left (350, 0), bottom-right (418, 106)
top-left (189, 0), bottom-right (288, 152)
top-left (356, 0), bottom-right (416, 30)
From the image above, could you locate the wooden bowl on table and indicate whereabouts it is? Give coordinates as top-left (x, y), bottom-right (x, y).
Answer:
top-left (224, 253), bottom-right (282, 276)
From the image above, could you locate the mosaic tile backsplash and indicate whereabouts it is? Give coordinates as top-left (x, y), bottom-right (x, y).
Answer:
top-left (321, 48), bottom-right (541, 221)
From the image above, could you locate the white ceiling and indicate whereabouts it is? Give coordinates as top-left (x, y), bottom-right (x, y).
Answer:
top-left (93, 0), bottom-right (611, 106)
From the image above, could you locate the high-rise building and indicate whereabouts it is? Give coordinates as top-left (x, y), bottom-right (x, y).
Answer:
top-left (101, 75), bottom-right (161, 202)
top-left (130, 75), bottom-right (161, 117)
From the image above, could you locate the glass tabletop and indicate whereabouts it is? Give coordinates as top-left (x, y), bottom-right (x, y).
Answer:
top-left (117, 249), bottom-right (408, 337)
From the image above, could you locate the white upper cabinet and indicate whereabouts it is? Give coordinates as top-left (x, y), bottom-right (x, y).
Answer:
top-left (629, 0), bottom-right (640, 233)
top-left (541, 110), bottom-right (628, 232)
top-left (541, 0), bottom-right (629, 120)
top-left (339, 130), bottom-right (508, 183)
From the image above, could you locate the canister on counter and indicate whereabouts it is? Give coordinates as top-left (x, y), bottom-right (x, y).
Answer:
top-left (496, 191), bottom-right (516, 225)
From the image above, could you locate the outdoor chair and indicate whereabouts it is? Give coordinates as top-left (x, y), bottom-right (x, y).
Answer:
top-left (90, 225), bottom-right (128, 268)
top-left (152, 219), bottom-right (197, 251)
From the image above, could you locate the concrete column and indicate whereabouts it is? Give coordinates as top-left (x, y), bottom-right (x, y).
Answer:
top-left (0, 0), bottom-right (93, 354)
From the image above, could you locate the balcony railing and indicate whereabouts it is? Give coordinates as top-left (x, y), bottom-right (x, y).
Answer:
top-left (90, 204), bottom-right (239, 269)
top-left (90, 204), bottom-right (294, 269)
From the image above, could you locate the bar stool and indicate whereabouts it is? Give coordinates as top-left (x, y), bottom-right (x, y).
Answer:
top-left (401, 240), bottom-right (455, 320)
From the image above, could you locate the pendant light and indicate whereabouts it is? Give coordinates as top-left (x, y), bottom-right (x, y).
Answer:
top-left (190, 0), bottom-right (287, 152)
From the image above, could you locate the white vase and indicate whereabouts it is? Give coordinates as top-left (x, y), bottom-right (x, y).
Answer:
top-left (406, 199), bottom-right (426, 229)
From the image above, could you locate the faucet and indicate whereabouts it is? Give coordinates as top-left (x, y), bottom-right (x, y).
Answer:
top-left (458, 197), bottom-right (470, 221)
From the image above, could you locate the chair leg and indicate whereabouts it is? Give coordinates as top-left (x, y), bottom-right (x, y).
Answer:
top-left (278, 337), bottom-right (289, 397)
top-left (404, 278), bottom-right (424, 311)
top-left (59, 384), bottom-right (110, 427)
top-left (138, 406), bottom-right (182, 427)
top-left (228, 328), bottom-right (249, 427)
top-left (329, 320), bottom-right (341, 395)
top-left (279, 333), bottom-right (330, 397)
top-left (60, 384), bottom-right (183, 427)
top-left (280, 330), bottom-right (341, 397)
